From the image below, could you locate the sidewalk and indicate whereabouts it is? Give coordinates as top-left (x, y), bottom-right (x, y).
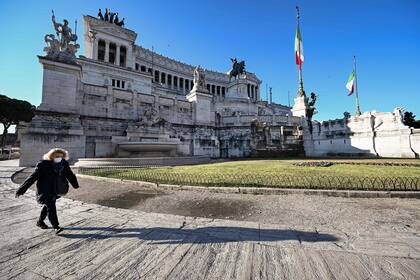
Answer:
top-left (0, 159), bottom-right (19, 167)
top-left (1, 166), bottom-right (419, 279)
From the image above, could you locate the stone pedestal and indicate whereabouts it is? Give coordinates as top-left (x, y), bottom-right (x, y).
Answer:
top-left (226, 78), bottom-right (250, 100)
top-left (291, 94), bottom-right (309, 117)
top-left (19, 57), bottom-right (85, 166)
top-left (187, 88), bottom-right (213, 125)
top-left (37, 57), bottom-right (81, 114)
top-left (19, 112), bottom-right (86, 166)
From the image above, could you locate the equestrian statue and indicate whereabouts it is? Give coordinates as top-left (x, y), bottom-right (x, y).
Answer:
top-left (228, 58), bottom-right (246, 82)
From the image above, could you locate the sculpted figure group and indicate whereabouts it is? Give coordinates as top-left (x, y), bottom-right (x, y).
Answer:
top-left (43, 10), bottom-right (79, 60)
top-left (97, 8), bottom-right (125, 27)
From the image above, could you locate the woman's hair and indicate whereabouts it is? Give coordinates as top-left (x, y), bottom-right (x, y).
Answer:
top-left (42, 148), bottom-right (69, 161)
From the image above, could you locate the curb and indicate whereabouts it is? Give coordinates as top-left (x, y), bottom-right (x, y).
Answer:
top-left (75, 174), bottom-right (420, 199)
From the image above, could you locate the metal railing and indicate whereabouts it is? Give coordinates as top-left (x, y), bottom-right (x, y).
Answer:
top-left (78, 166), bottom-right (420, 191)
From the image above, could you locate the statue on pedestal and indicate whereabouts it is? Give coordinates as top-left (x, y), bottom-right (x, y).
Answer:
top-left (192, 65), bottom-right (207, 91)
top-left (305, 92), bottom-right (318, 133)
top-left (228, 58), bottom-right (246, 81)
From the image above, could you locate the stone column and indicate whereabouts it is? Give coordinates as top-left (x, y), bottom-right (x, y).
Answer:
top-left (105, 40), bottom-right (110, 63)
top-left (280, 126), bottom-right (285, 142)
top-left (116, 44), bottom-right (121, 66)
top-left (126, 44), bottom-right (134, 69)
top-left (92, 38), bottom-right (98, 60)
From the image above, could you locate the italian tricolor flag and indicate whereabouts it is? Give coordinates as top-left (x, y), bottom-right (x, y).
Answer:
top-left (295, 25), bottom-right (304, 69)
top-left (346, 71), bottom-right (355, 96)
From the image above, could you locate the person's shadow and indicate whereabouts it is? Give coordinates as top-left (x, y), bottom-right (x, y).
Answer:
top-left (59, 226), bottom-right (339, 244)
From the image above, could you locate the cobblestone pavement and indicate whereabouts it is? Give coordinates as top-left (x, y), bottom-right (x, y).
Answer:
top-left (1, 166), bottom-right (420, 279)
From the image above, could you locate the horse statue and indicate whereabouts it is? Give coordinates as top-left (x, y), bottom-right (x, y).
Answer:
top-left (228, 58), bottom-right (246, 81)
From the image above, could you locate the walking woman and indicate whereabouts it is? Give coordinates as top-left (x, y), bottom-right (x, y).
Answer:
top-left (15, 148), bottom-right (79, 234)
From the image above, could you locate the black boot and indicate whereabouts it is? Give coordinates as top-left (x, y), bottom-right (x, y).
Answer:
top-left (36, 221), bottom-right (49, 229)
top-left (54, 226), bottom-right (63, 234)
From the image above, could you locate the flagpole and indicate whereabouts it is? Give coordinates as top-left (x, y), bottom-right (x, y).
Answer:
top-left (296, 6), bottom-right (304, 97)
top-left (354, 55), bottom-right (361, 116)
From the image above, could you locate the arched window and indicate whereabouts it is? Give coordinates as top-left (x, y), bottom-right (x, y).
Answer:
top-left (222, 87), bottom-right (226, 97)
top-left (216, 86), bottom-right (220, 96)
top-left (98, 40), bottom-right (105, 61)
top-left (168, 74), bottom-right (172, 86)
top-left (180, 78), bottom-right (184, 89)
top-left (211, 85), bottom-right (215, 94)
top-left (185, 79), bottom-right (189, 90)
top-left (206, 84), bottom-right (210, 92)
top-left (174, 76), bottom-right (178, 87)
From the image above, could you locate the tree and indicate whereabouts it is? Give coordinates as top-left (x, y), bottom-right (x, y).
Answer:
top-left (403, 111), bottom-right (416, 127)
top-left (0, 94), bottom-right (35, 147)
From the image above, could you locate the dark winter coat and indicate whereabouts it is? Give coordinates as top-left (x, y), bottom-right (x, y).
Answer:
top-left (16, 160), bottom-right (79, 204)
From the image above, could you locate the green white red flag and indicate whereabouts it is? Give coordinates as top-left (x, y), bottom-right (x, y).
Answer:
top-left (346, 70), bottom-right (355, 96)
top-left (295, 25), bottom-right (304, 69)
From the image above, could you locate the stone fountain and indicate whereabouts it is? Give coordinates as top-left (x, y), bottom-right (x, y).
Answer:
top-left (112, 108), bottom-right (180, 157)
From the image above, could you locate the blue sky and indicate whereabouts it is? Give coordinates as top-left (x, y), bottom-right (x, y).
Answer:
top-left (0, 0), bottom-right (419, 122)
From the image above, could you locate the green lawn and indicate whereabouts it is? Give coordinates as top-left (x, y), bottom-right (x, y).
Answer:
top-left (81, 159), bottom-right (420, 191)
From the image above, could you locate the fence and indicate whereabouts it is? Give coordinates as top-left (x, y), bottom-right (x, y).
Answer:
top-left (78, 166), bottom-right (420, 191)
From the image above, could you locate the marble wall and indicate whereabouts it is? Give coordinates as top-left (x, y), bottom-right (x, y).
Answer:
top-left (303, 110), bottom-right (420, 158)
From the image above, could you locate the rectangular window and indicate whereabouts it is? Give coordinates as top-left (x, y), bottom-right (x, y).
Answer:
top-left (180, 78), bottom-right (184, 89)
top-left (98, 40), bottom-right (105, 61)
top-left (109, 43), bottom-right (116, 64)
top-left (141, 65), bottom-right (146, 72)
top-left (111, 79), bottom-right (126, 89)
top-left (168, 75), bottom-right (172, 86)
top-left (135, 63), bottom-right (139, 70)
top-left (222, 87), bottom-right (225, 97)
top-left (174, 76), bottom-right (178, 87)
top-left (161, 73), bottom-right (166, 84)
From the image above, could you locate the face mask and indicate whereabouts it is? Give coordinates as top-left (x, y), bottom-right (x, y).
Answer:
top-left (53, 157), bottom-right (63, 163)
